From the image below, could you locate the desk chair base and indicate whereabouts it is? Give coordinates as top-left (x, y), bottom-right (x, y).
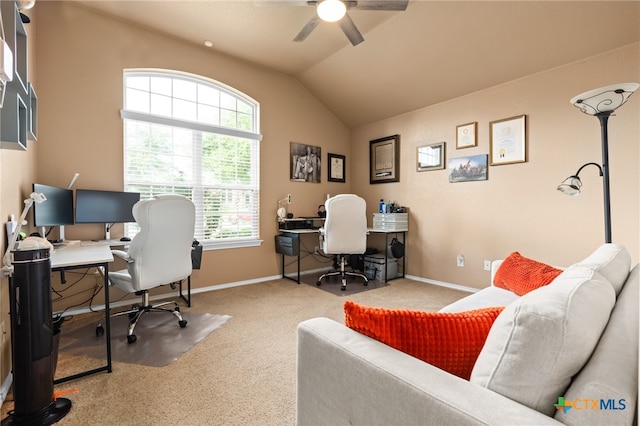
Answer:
top-left (317, 255), bottom-right (368, 291)
top-left (97, 290), bottom-right (187, 344)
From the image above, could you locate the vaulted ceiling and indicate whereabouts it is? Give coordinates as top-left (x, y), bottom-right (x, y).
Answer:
top-left (68, 1), bottom-right (640, 128)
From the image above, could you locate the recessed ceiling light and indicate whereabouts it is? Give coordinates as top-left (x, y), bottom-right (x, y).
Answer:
top-left (204, 40), bottom-right (213, 48)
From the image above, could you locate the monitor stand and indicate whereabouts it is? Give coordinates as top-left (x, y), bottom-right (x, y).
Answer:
top-left (104, 223), bottom-right (112, 241)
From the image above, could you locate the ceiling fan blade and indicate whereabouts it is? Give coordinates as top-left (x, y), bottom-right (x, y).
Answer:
top-left (293, 15), bottom-right (321, 42)
top-left (350, 0), bottom-right (409, 11)
top-left (338, 13), bottom-right (364, 46)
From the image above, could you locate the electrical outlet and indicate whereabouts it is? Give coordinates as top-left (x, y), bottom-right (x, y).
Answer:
top-left (484, 260), bottom-right (492, 271)
top-left (456, 254), bottom-right (465, 267)
top-left (286, 194), bottom-right (292, 204)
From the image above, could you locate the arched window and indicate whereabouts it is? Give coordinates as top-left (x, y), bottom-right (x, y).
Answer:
top-left (121, 69), bottom-right (262, 249)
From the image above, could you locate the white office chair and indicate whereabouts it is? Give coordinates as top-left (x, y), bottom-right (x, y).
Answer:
top-left (316, 194), bottom-right (369, 291)
top-left (102, 194), bottom-right (195, 344)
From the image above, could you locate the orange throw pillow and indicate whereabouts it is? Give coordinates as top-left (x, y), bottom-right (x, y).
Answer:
top-left (493, 252), bottom-right (562, 296)
top-left (344, 301), bottom-right (504, 380)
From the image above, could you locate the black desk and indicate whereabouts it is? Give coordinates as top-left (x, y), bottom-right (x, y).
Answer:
top-left (276, 228), bottom-right (407, 284)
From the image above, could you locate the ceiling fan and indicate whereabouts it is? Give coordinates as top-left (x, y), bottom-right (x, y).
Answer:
top-left (293, 0), bottom-right (409, 46)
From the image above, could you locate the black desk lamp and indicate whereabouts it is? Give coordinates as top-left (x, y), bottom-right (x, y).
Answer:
top-left (557, 82), bottom-right (639, 243)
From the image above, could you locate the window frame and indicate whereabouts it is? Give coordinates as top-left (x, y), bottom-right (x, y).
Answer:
top-left (121, 69), bottom-right (263, 250)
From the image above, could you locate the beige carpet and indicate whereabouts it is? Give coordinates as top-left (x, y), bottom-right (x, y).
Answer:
top-left (60, 312), bottom-right (231, 367)
top-left (1, 277), bottom-right (470, 426)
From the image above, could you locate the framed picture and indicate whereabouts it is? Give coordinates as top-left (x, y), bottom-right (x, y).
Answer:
top-left (290, 142), bottom-right (321, 183)
top-left (328, 153), bottom-right (345, 183)
top-left (490, 114), bottom-right (527, 165)
top-left (417, 142), bottom-right (445, 172)
top-left (448, 154), bottom-right (488, 183)
top-left (456, 122), bottom-right (477, 149)
top-left (370, 134), bottom-right (400, 184)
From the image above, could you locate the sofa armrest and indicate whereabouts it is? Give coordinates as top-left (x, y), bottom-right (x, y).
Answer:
top-left (297, 317), bottom-right (560, 426)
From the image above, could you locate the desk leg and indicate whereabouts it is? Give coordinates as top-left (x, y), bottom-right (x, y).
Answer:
top-left (54, 262), bottom-right (112, 384)
top-left (297, 248), bottom-right (301, 284)
top-left (103, 262), bottom-right (112, 373)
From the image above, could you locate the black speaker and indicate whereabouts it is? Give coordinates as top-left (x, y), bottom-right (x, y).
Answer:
top-left (2, 248), bottom-right (70, 425)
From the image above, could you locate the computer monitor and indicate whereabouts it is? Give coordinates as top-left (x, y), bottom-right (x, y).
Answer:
top-left (32, 183), bottom-right (75, 227)
top-left (75, 189), bottom-right (140, 224)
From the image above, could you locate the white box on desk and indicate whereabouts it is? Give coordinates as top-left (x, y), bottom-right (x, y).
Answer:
top-left (364, 253), bottom-right (399, 281)
top-left (372, 213), bottom-right (408, 231)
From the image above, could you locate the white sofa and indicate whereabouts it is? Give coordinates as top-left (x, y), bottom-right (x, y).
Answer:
top-left (297, 244), bottom-right (638, 425)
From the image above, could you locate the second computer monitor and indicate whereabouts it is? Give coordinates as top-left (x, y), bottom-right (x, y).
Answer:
top-left (75, 189), bottom-right (140, 224)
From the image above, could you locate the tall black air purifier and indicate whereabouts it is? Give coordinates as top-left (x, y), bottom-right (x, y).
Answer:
top-left (2, 247), bottom-right (71, 425)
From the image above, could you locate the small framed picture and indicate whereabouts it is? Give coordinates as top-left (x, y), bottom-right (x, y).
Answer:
top-left (290, 142), bottom-right (321, 183)
top-left (490, 115), bottom-right (527, 165)
top-left (417, 142), bottom-right (445, 172)
top-left (328, 153), bottom-right (345, 183)
top-left (456, 122), bottom-right (477, 149)
top-left (448, 154), bottom-right (488, 183)
top-left (370, 134), bottom-right (400, 184)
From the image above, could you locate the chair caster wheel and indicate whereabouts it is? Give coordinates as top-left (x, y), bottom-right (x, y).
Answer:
top-left (127, 334), bottom-right (137, 344)
top-left (96, 325), bottom-right (104, 337)
top-left (316, 280), bottom-right (321, 287)
top-left (341, 286), bottom-right (346, 291)
top-left (179, 320), bottom-right (188, 328)
top-left (174, 306), bottom-right (181, 312)
top-left (364, 282), bottom-right (369, 287)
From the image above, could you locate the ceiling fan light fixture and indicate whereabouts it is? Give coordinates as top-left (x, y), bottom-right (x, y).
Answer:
top-left (317, 0), bottom-right (346, 23)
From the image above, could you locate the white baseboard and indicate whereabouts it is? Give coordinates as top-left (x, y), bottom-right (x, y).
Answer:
top-left (56, 272), bottom-right (479, 317)
top-left (404, 274), bottom-right (479, 294)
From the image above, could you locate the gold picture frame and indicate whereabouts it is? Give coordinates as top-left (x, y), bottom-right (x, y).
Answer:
top-left (456, 122), bottom-right (477, 149)
top-left (490, 115), bottom-right (527, 165)
top-left (417, 142), bottom-right (445, 172)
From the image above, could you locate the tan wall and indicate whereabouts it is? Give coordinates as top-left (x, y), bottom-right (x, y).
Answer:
top-left (351, 43), bottom-right (640, 288)
top-left (34, 2), bottom-right (351, 292)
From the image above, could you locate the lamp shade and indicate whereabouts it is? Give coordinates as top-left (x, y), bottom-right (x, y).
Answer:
top-left (570, 82), bottom-right (639, 115)
top-left (557, 176), bottom-right (582, 196)
top-left (317, 0), bottom-right (346, 22)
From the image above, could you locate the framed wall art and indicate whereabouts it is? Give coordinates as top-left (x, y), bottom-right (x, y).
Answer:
top-left (417, 142), bottom-right (445, 172)
top-left (290, 142), bottom-right (321, 183)
top-left (490, 114), bottom-right (527, 165)
top-left (328, 153), bottom-right (345, 183)
top-left (448, 154), bottom-right (488, 183)
top-left (370, 134), bottom-right (400, 184)
top-left (456, 122), bottom-right (477, 149)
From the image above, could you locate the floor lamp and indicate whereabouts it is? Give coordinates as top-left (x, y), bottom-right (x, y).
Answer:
top-left (557, 82), bottom-right (639, 243)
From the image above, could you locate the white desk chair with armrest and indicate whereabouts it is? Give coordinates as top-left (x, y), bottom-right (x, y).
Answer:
top-left (99, 194), bottom-right (195, 344)
top-left (316, 194), bottom-right (369, 291)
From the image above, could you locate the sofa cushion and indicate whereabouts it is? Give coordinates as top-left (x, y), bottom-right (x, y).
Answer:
top-left (470, 267), bottom-right (615, 416)
top-left (493, 251), bottom-right (563, 296)
top-left (344, 301), bottom-right (504, 380)
top-left (571, 243), bottom-right (631, 295)
top-left (554, 264), bottom-right (638, 425)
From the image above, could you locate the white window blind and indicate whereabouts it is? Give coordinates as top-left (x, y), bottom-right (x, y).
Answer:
top-left (122, 69), bottom-right (262, 249)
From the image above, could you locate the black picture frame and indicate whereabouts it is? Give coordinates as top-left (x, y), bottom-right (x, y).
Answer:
top-left (328, 153), bottom-right (346, 183)
top-left (370, 134), bottom-right (400, 184)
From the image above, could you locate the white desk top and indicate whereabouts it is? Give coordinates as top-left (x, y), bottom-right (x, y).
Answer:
top-left (51, 242), bottom-right (114, 269)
